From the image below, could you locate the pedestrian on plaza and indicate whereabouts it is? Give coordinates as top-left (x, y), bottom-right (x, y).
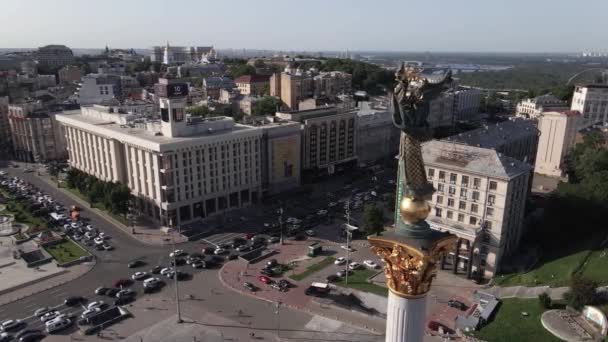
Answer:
top-left (249, 331), bottom-right (255, 338)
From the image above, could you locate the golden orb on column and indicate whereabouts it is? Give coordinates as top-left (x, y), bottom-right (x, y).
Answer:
top-left (399, 196), bottom-right (430, 223)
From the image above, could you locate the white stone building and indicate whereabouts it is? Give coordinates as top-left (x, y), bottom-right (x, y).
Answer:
top-left (76, 74), bottom-right (117, 105)
top-left (516, 94), bottom-right (568, 119)
top-left (453, 87), bottom-right (482, 121)
top-left (356, 101), bottom-right (399, 165)
top-left (570, 84), bottom-right (608, 129)
top-left (423, 140), bottom-right (532, 279)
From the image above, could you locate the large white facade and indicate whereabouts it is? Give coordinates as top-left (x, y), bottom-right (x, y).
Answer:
top-left (77, 74), bottom-right (117, 105)
top-left (516, 94), bottom-right (567, 119)
top-left (570, 84), bottom-right (608, 129)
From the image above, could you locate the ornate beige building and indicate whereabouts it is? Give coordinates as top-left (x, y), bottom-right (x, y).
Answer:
top-left (570, 84), bottom-right (608, 129)
top-left (423, 140), bottom-right (532, 279)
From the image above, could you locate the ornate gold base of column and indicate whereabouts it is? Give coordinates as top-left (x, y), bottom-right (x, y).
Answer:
top-left (368, 231), bottom-right (458, 298)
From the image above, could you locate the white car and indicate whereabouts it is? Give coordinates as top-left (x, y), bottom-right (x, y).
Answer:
top-left (98, 232), bottom-right (107, 239)
top-left (0, 319), bottom-right (21, 331)
top-left (363, 260), bottom-right (378, 269)
top-left (102, 244), bottom-right (113, 251)
top-left (81, 308), bottom-right (101, 319)
top-left (85, 232), bottom-right (96, 239)
top-left (87, 300), bottom-right (105, 310)
top-left (46, 313), bottom-right (67, 324)
top-left (40, 311), bottom-right (61, 323)
top-left (214, 248), bottom-right (226, 255)
top-left (348, 262), bottom-right (361, 270)
top-left (94, 237), bottom-right (104, 245)
top-left (160, 267), bottom-right (173, 276)
top-left (46, 317), bottom-right (71, 333)
top-left (86, 225), bottom-right (95, 231)
top-left (131, 271), bottom-right (148, 280)
top-left (340, 245), bottom-right (353, 251)
top-left (169, 249), bottom-right (185, 258)
top-left (334, 257), bottom-right (346, 265)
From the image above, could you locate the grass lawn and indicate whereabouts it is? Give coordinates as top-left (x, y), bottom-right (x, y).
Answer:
top-left (470, 298), bottom-right (561, 342)
top-left (290, 257), bottom-right (335, 281)
top-left (45, 239), bottom-right (89, 264)
top-left (578, 249), bottom-right (608, 285)
top-left (2, 199), bottom-right (47, 229)
top-left (336, 269), bottom-right (388, 297)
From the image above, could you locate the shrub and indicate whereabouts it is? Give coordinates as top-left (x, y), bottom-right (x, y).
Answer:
top-left (538, 292), bottom-right (552, 309)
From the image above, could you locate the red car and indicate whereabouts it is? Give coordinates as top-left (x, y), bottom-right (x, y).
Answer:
top-left (258, 275), bottom-right (272, 284)
top-left (114, 278), bottom-right (132, 288)
top-left (244, 233), bottom-right (255, 240)
top-left (427, 320), bottom-right (455, 335)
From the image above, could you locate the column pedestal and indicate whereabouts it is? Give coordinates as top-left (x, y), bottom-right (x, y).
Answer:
top-left (385, 291), bottom-right (426, 342)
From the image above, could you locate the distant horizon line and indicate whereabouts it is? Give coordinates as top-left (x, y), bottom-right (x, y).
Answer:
top-left (0, 47), bottom-right (599, 56)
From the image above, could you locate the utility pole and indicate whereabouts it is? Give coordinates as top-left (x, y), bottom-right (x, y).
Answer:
top-left (278, 207), bottom-right (284, 245)
top-left (170, 219), bottom-right (183, 323)
top-left (275, 301), bottom-right (281, 339)
top-left (345, 200), bottom-right (351, 285)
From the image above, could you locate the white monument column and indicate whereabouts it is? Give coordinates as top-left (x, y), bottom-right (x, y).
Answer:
top-left (385, 293), bottom-right (426, 342)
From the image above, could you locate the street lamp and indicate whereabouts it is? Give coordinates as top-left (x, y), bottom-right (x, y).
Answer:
top-left (345, 200), bottom-right (351, 285)
top-left (169, 218), bottom-right (183, 324)
top-left (278, 207), bottom-right (284, 245)
top-left (275, 301), bottom-right (281, 339)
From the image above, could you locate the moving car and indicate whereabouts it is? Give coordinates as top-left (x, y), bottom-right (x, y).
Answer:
top-left (235, 244), bottom-right (251, 252)
top-left (64, 296), bottom-right (84, 306)
top-left (336, 269), bottom-right (353, 277)
top-left (94, 287), bottom-right (109, 295)
top-left (116, 289), bottom-right (135, 299)
top-left (150, 265), bottom-right (162, 274)
top-left (202, 247), bottom-right (215, 255)
top-left (305, 282), bottom-right (330, 297)
top-left (348, 262), bottom-right (361, 270)
top-left (102, 244), bottom-right (114, 251)
top-left (268, 236), bottom-right (280, 244)
top-left (0, 319), bottom-right (22, 331)
top-left (46, 317), bottom-right (71, 333)
top-left (131, 271), bottom-right (148, 280)
top-left (160, 267), bottom-right (174, 276)
top-left (87, 301), bottom-right (105, 310)
top-left (363, 260), bottom-right (378, 269)
top-left (40, 311), bottom-right (61, 323)
top-left (143, 277), bottom-right (162, 289)
top-left (169, 249), bottom-right (185, 258)
top-left (113, 278), bottom-right (132, 288)
top-left (0, 332), bottom-right (10, 342)
top-left (447, 299), bottom-right (467, 311)
top-left (81, 308), bottom-right (100, 319)
top-left (191, 261), bottom-right (205, 269)
top-left (127, 260), bottom-right (145, 268)
top-left (334, 257), bottom-right (346, 265)
top-left (34, 307), bottom-right (52, 317)
top-left (213, 248), bottom-right (226, 255)
top-left (105, 288), bottom-right (120, 297)
top-left (326, 274), bottom-right (340, 283)
top-left (18, 331), bottom-right (45, 342)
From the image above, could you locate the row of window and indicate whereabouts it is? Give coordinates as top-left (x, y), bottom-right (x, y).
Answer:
top-left (435, 196), bottom-right (496, 215)
top-left (428, 168), bottom-right (498, 191)
top-left (434, 207), bottom-right (493, 229)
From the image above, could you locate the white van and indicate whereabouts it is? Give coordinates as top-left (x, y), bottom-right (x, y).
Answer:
top-left (46, 317), bottom-right (71, 333)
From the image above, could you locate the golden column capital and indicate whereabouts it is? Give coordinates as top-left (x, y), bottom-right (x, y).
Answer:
top-left (368, 234), bottom-right (458, 298)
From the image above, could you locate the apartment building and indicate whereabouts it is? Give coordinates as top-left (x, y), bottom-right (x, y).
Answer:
top-left (234, 75), bottom-right (270, 96)
top-left (276, 105), bottom-right (357, 176)
top-left (534, 110), bottom-right (581, 178)
top-left (570, 84), bottom-right (608, 129)
top-left (203, 76), bottom-right (236, 100)
top-left (270, 67), bottom-right (352, 110)
top-left (421, 140), bottom-right (532, 279)
top-left (8, 101), bottom-right (67, 162)
top-left (57, 78), bottom-right (299, 229)
top-left (443, 118), bottom-right (539, 165)
top-left (36, 45), bottom-right (74, 69)
top-left (515, 94), bottom-right (568, 119)
top-left (76, 74), bottom-right (118, 105)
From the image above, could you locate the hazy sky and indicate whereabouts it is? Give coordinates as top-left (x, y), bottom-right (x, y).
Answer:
top-left (1, 0), bottom-right (606, 52)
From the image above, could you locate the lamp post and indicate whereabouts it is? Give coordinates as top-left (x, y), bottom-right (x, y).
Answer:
top-left (278, 207), bottom-right (284, 245)
top-left (169, 219), bottom-right (183, 323)
top-left (345, 200), bottom-right (351, 285)
top-left (275, 301), bottom-right (281, 339)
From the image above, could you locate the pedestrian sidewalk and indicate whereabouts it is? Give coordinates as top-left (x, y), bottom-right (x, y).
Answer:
top-left (37, 174), bottom-right (186, 246)
top-left (485, 284), bottom-right (569, 299)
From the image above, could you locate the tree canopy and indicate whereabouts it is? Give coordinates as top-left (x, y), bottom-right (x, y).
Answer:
top-left (252, 96), bottom-right (280, 116)
top-left (362, 203), bottom-right (384, 236)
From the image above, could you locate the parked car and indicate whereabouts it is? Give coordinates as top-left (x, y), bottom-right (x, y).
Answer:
top-left (213, 248), bottom-right (226, 255)
top-left (305, 283), bottom-right (330, 297)
top-left (336, 269), bottom-right (353, 277)
top-left (34, 307), bottom-right (52, 317)
top-left (18, 331), bottom-right (45, 342)
top-left (235, 244), bottom-right (251, 252)
top-left (244, 233), bottom-right (255, 240)
top-left (113, 278), bottom-right (132, 288)
top-left (0, 332), bottom-right (10, 342)
top-left (268, 236), bottom-right (280, 243)
top-left (191, 261), bottom-right (206, 269)
top-left (277, 279), bottom-right (292, 289)
top-left (131, 272), bottom-right (148, 281)
top-left (170, 258), bottom-right (186, 266)
top-left (169, 249), bottom-right (185, 258)
top-left (447, 299), bottom-right (467, 311)
top-left (243, 282), bottom-right (257, 292)
top-left (304, 229), bottom-right (316, 236)
top-left (202, 247), bottom-right (215, 255)
top-left (102, 244), bottom-right (114, 251)
top-left (160, 267), bottom-right (174, 276)
top-left (267, 259), bottom-right (278, 267)
top-left (81, 308), bottom-right (100, 319)
top-left (326, 274), bottom-right (340, 283)
top-left (105, 288), bottom-right (120, 297)
top-left (116, 289), bottom-right (135, 299)
top-left (46, 318), bottom-right (71, 334)
top-left (150, 265), bottom-right (162, 274)
top-left (258, 275), bottom-right (272, 284)
top-left (40, 311), bottom-right (61, 323)
top-left (348, 262), bottom-right (362, 270)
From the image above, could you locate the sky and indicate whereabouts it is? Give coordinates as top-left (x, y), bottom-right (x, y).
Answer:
top-left (1, 0), bottom-right (606, 53)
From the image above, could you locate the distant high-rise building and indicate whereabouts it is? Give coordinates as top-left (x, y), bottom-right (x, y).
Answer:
top-left (570, 84), bottom-right (608, 129)
top-left (0, 96), bottom-right (9, 144)
top-left (151, 43), bottom-right (216, 65)
top-left (36, 45), bottom-right (74, 69)
top-left (534, 110), bottom-right (581, 178)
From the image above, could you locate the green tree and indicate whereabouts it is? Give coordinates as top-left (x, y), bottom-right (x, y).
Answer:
top-left (188, 105), bottom-right (211, 117)
top-left (564, 276), bottom-right (598, 310)
top-left (253, 59), bottom-right (266, 68)
top-left (229, 65), bottom-right (256, 79)
top-left (252, 96), bottom-right (280, 116)
top-left (538, 292), bottom-right (552, 309)
top-left (573, 149), bottom-right (608, 182)
top-left (362, 204), bottom-right (384, 236)
top-left (109, 184), bottom-right (131, 215)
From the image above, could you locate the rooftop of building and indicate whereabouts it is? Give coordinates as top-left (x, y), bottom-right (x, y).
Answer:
top-left (521, 93), bottom-right (565, 104)
top-left (423, 140), bottom-right (532, 180)
top-left (234, 74), bottom-right (270, 83)
top-left (442, 118), bottom-right (538, 149)
top-left (57, 110), bottom-right (260, 151)
top-left (543, 108), bottom-right (581, 117)
top-left (575, 83), bottom-right (608, 89)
